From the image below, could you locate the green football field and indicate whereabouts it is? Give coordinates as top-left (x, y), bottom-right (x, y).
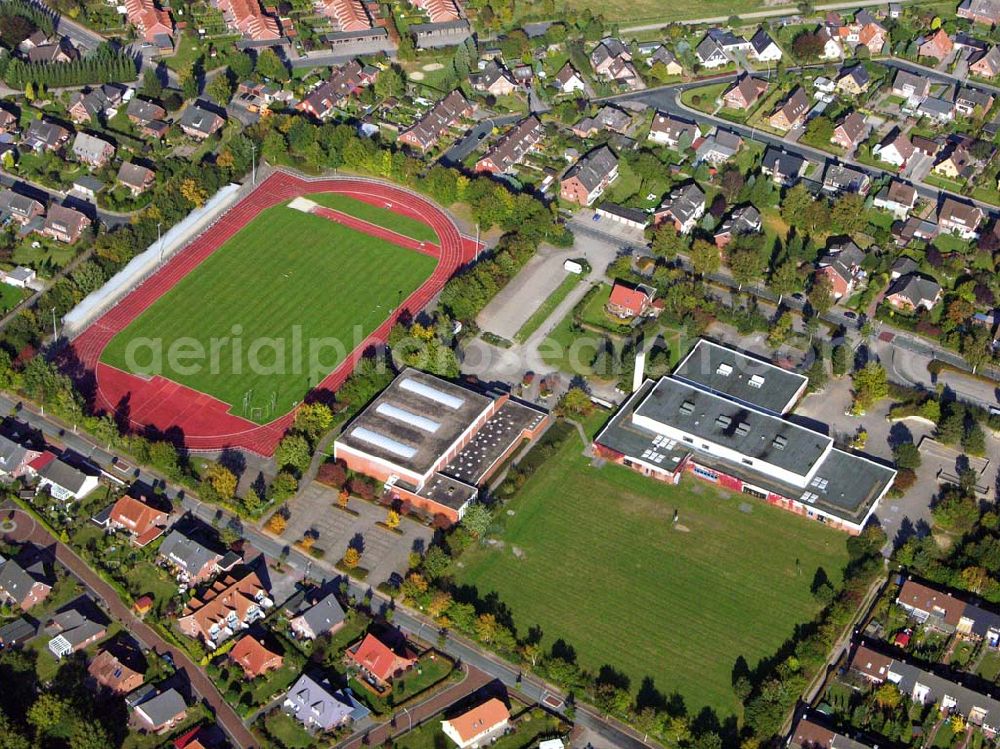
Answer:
top-left (308, 192), bottom-right (439, 244)
top-left (100, 202), bottom-right (436, 421)
top-left (455, 422), bottom-right (850, 718)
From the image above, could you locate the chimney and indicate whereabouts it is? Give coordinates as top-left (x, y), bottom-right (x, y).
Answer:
top-left (633, 350), bottom-right (646, 393)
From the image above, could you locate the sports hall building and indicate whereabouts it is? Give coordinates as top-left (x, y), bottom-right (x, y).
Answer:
top-left (594, 339), bottom-right (896, 534)
top-left (333, 368), bottom-right (549, 524)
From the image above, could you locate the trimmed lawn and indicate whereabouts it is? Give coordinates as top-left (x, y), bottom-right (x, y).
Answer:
top-left (680, 82), bottom-right (729, 114)
top-left (308, 192), bottom-right (439, 243)
top-left (515, 273), bottom-right (584, 343)
top-left (101, 202), bottom-right (436, 421)
top-left (978, 650), bottom-right (1000, 682)
top-left (578, 284), bottom-right (629, 332)
top-left (0, 283), bottom-right (27, 313)
top-left (263, 710), bottom-right (314, 749)
top-left (352, 651), bottom-right (455, 713)
top-left (454, 428), bottom-right (850, 718)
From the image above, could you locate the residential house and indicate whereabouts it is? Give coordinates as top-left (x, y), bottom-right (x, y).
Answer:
top-left (918, 28), bottom-right (954, 60)
top-left (71, 176), bottom-right (104, 201)
top-left (47, 609), bottom-right (107, 659)
top-left (722, 74), bottom-right (767, 109)
top-left (560, 145), bottom-right (619, 206)
top-left (648, 113), bottom-right (698, 148)
top-left (886, 273), bottom-right (943, 311)
top-left (955, 86), bottom-right (994, 116)
top-left (817, 26), bottom-right (844, 59)
top-left (694, 130), bottom-right (742, 165)
top-left (117, 162), bottom-right (156, 196)
top-left (769, 87), bottom-right (810, 131)
top-left (654, 182), bottom-right (706, 234)
top-left (0, 435), bottom-right (41, 477)
top-left (912, 135), bottom-right (940, 157)
top-left (42, 205), bottom-right (91, 245)
top-left (892, 70), bottom-right (931, 101)
top-left (475, 116), bottom-right (543, 173)
top-left (816, 239), bottom-right (867, 299)
top-left (398, 90), bottom-right (474, 152)
top-left (590, 38), bottom-right (640, 86)
top-left (283, 673), bottom-right (366, 731)
top-left (553, 63), bottom-right (586, 94)
top-left (471, 60), bottom-right (518, 96)
top-left (709, 27), bottom-right (751, 53)
top-left (177, 570), bottom-right (273, 648)
top-left (938, 197), bottom-right (985, 238)
top-left (132, 688), bottom-right (187, 734)
top-left (956, 32), bottom-right (990, 55)
top-left (873, 129), bottom-right (914, 167)
top-left (647, 45), bottom-right (683, 74)
top-left (714, 205), bottom-right (762, 248)
top-left (347, 632), bottom-right (417, 687)
top-left (124, 0), bottom-right (174, 45)
top-left (958, 0), bottom-right (1000, 25)
top-left (789, 716), bottom-right (876, 749)
top-left (836, 65), bottom-right (870, 96)
top-left (917, 96), bottom-right (955, 122)
top-left (572, 105), bottom-right (632, 137)
top-left (822, 163), bottom-right (871, 194)
top-left (890, 258), bottom-right (920, 281)
top-left (750, 28), bottom-right (782, 61)
top-left (126, 98), bottom-right (168, 139)
top-left (831, 111), bottom-right (868, 150)
top-left (970, 45), bottom-right (1000, 77)
top-left (0, 108), bottom-right (17, 135)
top-left (606, 281), bottom-right (656, 318)
top-left (0, 556), bottom-right (50, 610)
top-left (835, 12), bottom-right (888, 54)
top-left (934, 144), bottom-right (976, 180)
top-left (88, 646), bottom-right (145, 695)
top-left (897, 577), bottom-right (1000, 644)
top-left (297, 60), bottom-right (378, 119)
top-left (873, 179), bottom-right (917, 219)
top-left (216, 0), bottom-right (281, 40)
top-left (442, 698), bottom-right (511, 749)
top-left (0, 191), bottom-right (44, 225)
top-left (179, 104), bottom-right (225, 140)
top-left (36, 454), bottom-right (98, 498)
top-left (412, 0), bottom-right (462, 23)
top-left (289, 592), bottom-right (345, 640)
top-left (695, 36), bottom-right (729, 68)
top-left (158, 529), bottom-right (223, 583)
top-left (229, 633), bottom-right (284, 678)
top-left (22, 120), bottom-right (70, 152)
top-left (849, 644), bottom-right (1000, 735)
top-left (28, 41), bottom-right (76, 64)
top-left (67, 85), bottom-right (125, 124)
top-left (105, 493), bottom-right (168, 546)
top-left (72, 132), bottom-right (115, 168)
top-left (761, 147), bottom-right (806, 184)
top-left (0, 618), bottom-right (36, 648)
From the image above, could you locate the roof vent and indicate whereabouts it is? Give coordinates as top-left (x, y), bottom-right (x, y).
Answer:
top-left (735, 422), bottom-right (751, 437)
top-left (772, 435), bottom-right (787, 450)
top-left (716, 363), bottom-right (733, 376)
top-left (679, 400), bottom-right (695, 415)
top-left (749, 374), bottom-right (765, 389)
top-left (715, 414), bottom-right (732, 429)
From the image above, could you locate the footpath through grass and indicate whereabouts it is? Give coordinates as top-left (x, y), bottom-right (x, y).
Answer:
top-left (308, 192), bottom-right (439, 243)
top-left (101, 203), bottom-right (436, 420)
top-left (455, 424), bottom-right (850, 718)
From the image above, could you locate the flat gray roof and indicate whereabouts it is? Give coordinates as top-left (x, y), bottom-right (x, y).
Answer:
top-left (634, 377), bottom-right (830, 478)
top-left (440, 400), bottom-right (546, 485)
top-left (337, 368), bottom-right (494, 478)
top-left (672, 339), bottom-right (807, 414)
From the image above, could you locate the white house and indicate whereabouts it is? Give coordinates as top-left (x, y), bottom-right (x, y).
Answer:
top-left (442, 699), bottom-right (510, 749)
top-left (3, 267), bottom-right (35, 288)
top-left (750, 28), bottom-right (783, 61)
top-left (36, 458), bottom-right (99, 502)
top-left (819, 28), bottom-right (844, 59)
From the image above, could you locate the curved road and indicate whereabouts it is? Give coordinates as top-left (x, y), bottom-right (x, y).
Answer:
top-left (0, 504), bottom-right (258, 749)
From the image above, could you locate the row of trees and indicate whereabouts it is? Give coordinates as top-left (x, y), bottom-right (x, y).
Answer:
top-left (5, 47), bottom-right (137, 88)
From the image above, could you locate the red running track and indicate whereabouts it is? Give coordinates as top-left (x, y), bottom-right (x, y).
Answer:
top-left (71, 172), bottom-right (479, 456)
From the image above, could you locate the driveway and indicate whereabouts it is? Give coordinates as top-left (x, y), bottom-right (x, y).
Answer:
top-left (477, 250), bottom-right (579, 340)
top-left (280, 483), bottom-right (432, 585)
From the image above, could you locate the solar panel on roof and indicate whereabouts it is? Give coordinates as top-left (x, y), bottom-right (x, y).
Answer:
top-left (399, 378), bottom-right (465, 409)
top-left (352, 427), bottom-right (418, 459)
top-left (375, 403), bottom-right (442, 433)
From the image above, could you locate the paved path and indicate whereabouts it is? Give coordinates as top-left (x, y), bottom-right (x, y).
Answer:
top-left (0, 505), bottom-right (258, 749)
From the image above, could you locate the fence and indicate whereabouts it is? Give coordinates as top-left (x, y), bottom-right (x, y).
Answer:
top-left (61, 182), bottom-right (243, 339)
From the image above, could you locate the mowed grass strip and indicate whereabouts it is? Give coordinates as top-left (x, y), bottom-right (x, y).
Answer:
top-left (308, 192), bottom-right (439, 244)
top-left (455, 430), bottom-right (849, 718)
top-left (101, 203), bottom-right (436, 421)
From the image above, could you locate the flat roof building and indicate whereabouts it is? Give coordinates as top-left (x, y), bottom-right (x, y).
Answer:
top-left (595, 339), bottom-right (895, 534)
top-left (334, 368), bottom-right (548, 524)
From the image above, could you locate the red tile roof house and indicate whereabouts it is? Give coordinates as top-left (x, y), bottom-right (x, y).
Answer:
top-left (768, 87), bottom-right (809, 131)
top-left (104, 493), bottom-right (168, 546)
top-left (346, 632), bottom-right (418, 689)
top-left (0, 557), bottom-right (51, 610)
top-left (606, 281), bottom-right (656, 318)
top-left (970, 45), bottom-right (1000, 77)
top-left (124, 0), bottom-right (174, 45)
top-left (958, 0), bottom-right (1000, 25)
top-left (918, 28), bottom-right (954, 61)
top-left (88, 647), bottom-right (145, 695)
top-left (178, 570), bottom-right (273, 649)
top-left (216, 0), bottom-right (281, 40)
top-left (722, 74), bottom-right (767, 109)
top-left (42, 205), bottom-right (91, 245)
top-left (441, 698), bottom-right (511, 749)
top-left (228, 633), bottom-right (283, 678)
top-left (831, 111), bottom-right (867, 151)
top-left (938, 197), bottom-right (985, 239)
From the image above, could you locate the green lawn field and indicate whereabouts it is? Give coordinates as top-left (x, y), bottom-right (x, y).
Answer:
top-left (455, 424), bottom-right (850, 718)
top-left (552, 0), bottom-right (771, 23)
top-left (308, 192), bottom-right (439, 243)
top-left (101, 203), bottom-right (436, 421)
